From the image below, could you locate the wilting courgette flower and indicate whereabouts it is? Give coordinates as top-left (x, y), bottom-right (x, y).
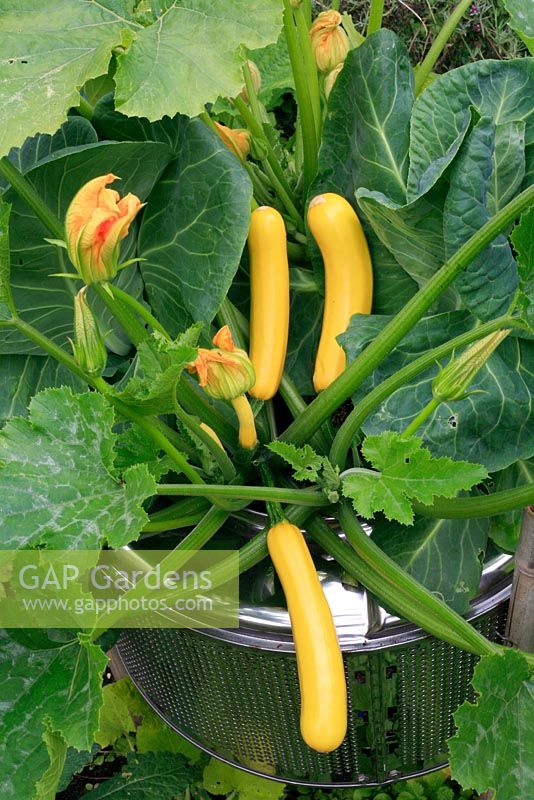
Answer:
top-left (310, 10), bottom-right (349, 73)
top-left (214, 123), bottom-right (251, 162)
top-left (65, 173), bottom-right (144, 285)
top-left (188, 326), bottom-right (257, 448)
top-left (324, 63), bottom-right (344, 99)
top-left (240, 60), bottom-right (262, 104)
top-left (432, 330), bottom-right (510, 402)
top-left (70, 288), bottom-right (107, 376)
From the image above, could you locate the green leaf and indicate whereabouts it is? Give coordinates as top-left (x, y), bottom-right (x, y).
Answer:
top-left (511, 206), bottom-right (534, 326)
top-left (443, 118), bottom-right (520, 320)
top-left (113, 0), bottom-right (283, 120)
top-left (138, 118), bottom-right (252, 334)
top-left (115, 329), bottom-right (198, 414)
top-left (408, 58), bottom-right (534, 201)
top-left (503, 0), bottom-right (534, 54)
top-left (342, 432), bottom-right (487, 525)
top-left (203, 758), bottom-right (285, 800)
top-left (34, 726), bottom-right (67, 800)
top-left (0, 387), bottom-right (156, 550)
top-left (488, 459), bottom-right (533, 551)
top-left (0, 141), bottom-right (173, 354)
top-left (340, 311), bottom-right (534, 472)
top-left (92, 93), bottom-right (186, 151)
top-left (371, 515), bottom-right (488, 613)
top-left (0, 117), bottom-right (98, 194)
top-left (285, 287), bottom-right (323, 395)
top-left (115, 424), bottom-right (174, 480)
top-left (0, 630), bottom-right (107, 799)
top-left (0, 1), bottom-right (132, 156)
top-left (0, 199), bottom-right (15, 320)
top-left (0, 354), bottom-right (85, 426)
top-left (89, 751), bottom-right (194, 799)
top-left (267, 441), bottom-right (323, 481)
top-left (449, 650), bottom-right (534, 800)
top-left (248, 34), bottom-right (294, 110)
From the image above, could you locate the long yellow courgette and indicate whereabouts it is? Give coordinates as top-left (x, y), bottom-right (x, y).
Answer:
top-left (248, 206), bottom-right (290, 400)
top-left (267, 520), bottom-right (347, 752)
top-left (307, 193), bottom-right (373, 392)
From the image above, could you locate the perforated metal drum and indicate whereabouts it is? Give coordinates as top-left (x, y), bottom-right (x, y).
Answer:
top-left (116, 514), bottom-right (512, 786)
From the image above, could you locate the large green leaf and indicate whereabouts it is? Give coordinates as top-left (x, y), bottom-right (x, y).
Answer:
top-left (138, 119), bottom-right (252, 334)
top-left (89, 752), bottom-right (194, 799)
top-left (0, 0), bottom-right (131, 156)
top-left (0, 117), bottom-right (98, 194)
top-left (449, 650), bottom-right (534, 800)
top-left (444, 118), bottom-right (520, 320)
top-left (0, 141), bottom-right (173, 354)
top-left (0, 354), bottom-right (84, 426)
top-left (0, 630), bottom-right (107, 800)
top-left (340, 311), bottom-right (534, 472)
top-left (114, 0), bottom-right (283, 120)
top-left (503, 0), bottom-right (534, 54)
top-left (92, 94), bottom-right (185, 151)
top-left (316, 30), bottom-right (413, 205)
top-left (372, 515), bottom-right (488, 613)
top-left (0, 387), bottom-right (156, 551)
top-left (408, 58), bottom-right (534, 200)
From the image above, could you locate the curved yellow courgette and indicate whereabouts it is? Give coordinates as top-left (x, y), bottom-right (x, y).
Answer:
top-left (267, 520), bottom-right (347, 752)
top-left (248, 206), bottom-right (290, 400)
top-left (307, 193), bottom-right (373, 392)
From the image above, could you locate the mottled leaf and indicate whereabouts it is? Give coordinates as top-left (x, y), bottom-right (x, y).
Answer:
top-left (0, 387), bottom-right (156, 550)
top-left (0, 630), bottom-right (107, 800)
top-left (503, 0), bottom-right (534, 54)
top-left (89, 751), bottom-right (193, 799)
top-left (449, 650), bottom-right (534, 800)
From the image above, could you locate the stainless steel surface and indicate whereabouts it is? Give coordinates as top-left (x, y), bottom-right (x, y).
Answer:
top-left (117, 514), bottom-right (513, 786)
top-left (506, 506), bottom-right (534, 652)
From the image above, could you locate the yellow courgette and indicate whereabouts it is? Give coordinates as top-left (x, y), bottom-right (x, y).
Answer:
top-left (267, 520), bottom-right (347, 752)
top-left (307, 193), bottom-right (373, 392)
top-left (248, 206), bottom-right (290, 400)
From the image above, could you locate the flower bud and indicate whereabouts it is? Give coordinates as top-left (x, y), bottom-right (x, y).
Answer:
top-left (310, 10), bottom-right (349, 73)
top-left (214, 123), bottom-right (251, 162)
top-left (240, 60), bottom-right (262, 104)
top-left (188, 325), bottom-right (255, 400)
top-left (65, 174), bottom-right (144, 285)
top-left (432, 330), bottom-right (510, 402)
top-left (70, 288), bottom-right (107, 376)
top-left (324, 62), bottom-right (344, 99)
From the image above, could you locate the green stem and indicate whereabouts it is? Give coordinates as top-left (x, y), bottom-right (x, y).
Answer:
top-left (77, 96), bottom-right (94, 121)
top-left (282, 188), bottom-right (534, 448)
top-left (92, 283), bottom-right (147, 347)
top-left (414, 0), bottom-right (473, 95)
top-left (173, 394), bottom-right (236, 482)
top-left (330, 315), bottom-right (522, 468)
top-left (367, 0), bottom-right (385, 35)
top-left (233, 96), bottom-right (304, 231)
top-left (0, 157), bottom-right (65, 240)
top-left (150, 417), bottom-right (200, 461)
top-left (414, 485), bottom-right (534, 519)
top-left (176, 377), bottom-right (237, 446)
top-left (283, 0), bottom-right (318, 196)
top-left (309, 506), bottom-right (499, 657)
top-left (294, 4), bottom-right (322, 142)
top-left (107, 283), bottom-right (170, 339)
top-left (286, 241), bottom-right (308, 261)
top-left (402, 396), bottom-right (441, 436)
top-left (216, 298), bottom-right (247, 351)
top-left (142, 512), bottom-right (206, 533)
top-left (156, 482), bottom-right (329, 506)
top-left (148, 497), bottom-right (209, 522)
top-left (169, 504), bottom-right (229, 551)
top-left (258, 462), bottom-right (285, 526)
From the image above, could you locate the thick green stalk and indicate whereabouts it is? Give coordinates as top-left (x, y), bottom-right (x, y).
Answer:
top-left (92, 283), bottom-right (147, 347)
top-left (367, 0), bottom-right (385, 35)
top-left (0, 157), bottom-right (65, 240)
top-left (148, 497), bottom-right (209, 522)
top-left (281, 188), bottom-right (534, 448)
top-left (156, 482), bottom-right (329, 507)
top-left (402, 396), bottom-right (441, 436)
top-left (414, 485), bottom-right (534, 519)
top-left (294, 4), bottom-right (322, 142)
top-left (283, 0), bottom-right (318, 195)
top-left (173, 395), bottom-right (236, 482)
top-left (77, 96), bottom-right (94, 121)
top-left (233, 96), bottom-right (303, 231)
top-left (169, 505), bottom-right (229, 551)
top-left (108, 283), bottom-right (170, 339)
top-left (415, 0), bottom-right (473, 94)
top-left (329, 315), bottom-right (521, 468)
top-left (142, 512), bottom-right (206, 534)
top-left (309, 506), bottom-right (499, 657)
